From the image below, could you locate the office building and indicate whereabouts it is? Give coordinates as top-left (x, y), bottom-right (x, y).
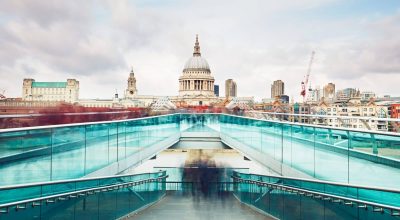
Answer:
top-left (214, 84), bottom-right (219, 97)
top-left (271, 80), bottom-right (284, 98)
top-left (225, 79), bottom-right (237, 98)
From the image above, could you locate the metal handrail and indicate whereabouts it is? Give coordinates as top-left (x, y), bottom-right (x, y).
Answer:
top-left (224, 113), bottom-right (400, 137)
top-left (232, 176), bottom-right (400, 215)
top-left (0, 113), bottom-right (181, 133)
top-left (0, 111), bottom-right (133, 119)
top-left (246, 111), bottom-right (400, 122)
top-left (232, 171), bottom-right (400, 194)
top-left (0, 171), bottom-right (166, 190)
top-left (0, 175), bottom-right (168, 212)
top-left (0, 112), bottom-right (222, 133)
top-left (2, 112), bottom-right (399, 137)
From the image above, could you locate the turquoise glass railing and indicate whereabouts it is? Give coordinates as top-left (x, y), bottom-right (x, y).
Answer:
top-left (0, 114), bottom-right (180, 186)
top-left (0, 171), bottom-right (167, 220)
top-left (1, 113), bottom-right (400, 190)
top-left (232, 171), bottom-right (400, 220)
top-left (219, 114), bottom-right (400, 189)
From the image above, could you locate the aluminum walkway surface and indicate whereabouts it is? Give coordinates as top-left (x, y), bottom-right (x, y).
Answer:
top-left (130, 192), bottom-right (274, 220)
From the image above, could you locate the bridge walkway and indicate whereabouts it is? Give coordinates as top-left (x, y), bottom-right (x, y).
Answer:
top-left (130, 191), bottom-right (274, 220)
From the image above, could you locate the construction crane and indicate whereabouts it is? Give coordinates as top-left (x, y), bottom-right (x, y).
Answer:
top-left (0, 89), bottom-right (5, 100)
top-left (300, 51), bottom-right (315, 102)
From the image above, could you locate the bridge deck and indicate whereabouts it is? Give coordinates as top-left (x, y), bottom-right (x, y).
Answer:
top-left (130, 192), bottom-right (274, 220)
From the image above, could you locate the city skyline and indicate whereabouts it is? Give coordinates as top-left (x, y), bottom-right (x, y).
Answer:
top-left (0, 1), bottom-right (399, 101)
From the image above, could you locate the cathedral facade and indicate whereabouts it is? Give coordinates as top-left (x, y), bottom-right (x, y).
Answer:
top-left (176, 35), bottom-right (219, 105)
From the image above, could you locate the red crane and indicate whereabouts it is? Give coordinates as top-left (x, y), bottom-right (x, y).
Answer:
top-left (300, 51), bottom-right (315, 102)
top-left (0, 89), bottom-right (5, 100)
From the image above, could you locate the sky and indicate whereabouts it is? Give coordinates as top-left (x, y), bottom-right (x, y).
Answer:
top-left (0, 0), bottom-right (399, 101)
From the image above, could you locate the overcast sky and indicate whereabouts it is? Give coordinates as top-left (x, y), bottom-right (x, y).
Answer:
top-left (0, 0), bottom-right (399, 101)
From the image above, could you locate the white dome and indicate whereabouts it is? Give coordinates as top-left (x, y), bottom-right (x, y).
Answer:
top-left (183, 56), bottom-right (210, 72)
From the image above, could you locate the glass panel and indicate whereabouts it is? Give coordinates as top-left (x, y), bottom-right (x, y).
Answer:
top-left (85, 124), bottom-right (110, 174)
top-left (290, 125), bottom-right (315, 176)
top-left (125, 120), bottom-right (140, 157)
top-left (375, 134), bottom-right (400, 160)
top-left (233, 171), bottom-right (400, 213)
top-left (109, 122), bottom-right (119, 163)
top-left (117, 122), bottom-right (126, 161)
top-left (0, 171), bottom-right (167, 220)
top-left (52, 126), bottom-right (86, 180)
top-left (0, 129), bottom-right (52, 186)
top-left (314, 128), bottom-right (349, 183)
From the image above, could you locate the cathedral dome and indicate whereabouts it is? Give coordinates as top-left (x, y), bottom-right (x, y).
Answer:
top-left (182, 35), bottom-right (211, 73)
top-left (183, 56), bottom-right (210, 72)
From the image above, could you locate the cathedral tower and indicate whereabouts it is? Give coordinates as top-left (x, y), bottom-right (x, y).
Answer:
top-left (125, 68), bottom-right (137, 98)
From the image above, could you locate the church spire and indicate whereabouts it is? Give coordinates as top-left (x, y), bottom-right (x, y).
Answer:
top-left (130, 66), bottom-right (134, 77)
top-left (193, 34), bottom-right (201, 56)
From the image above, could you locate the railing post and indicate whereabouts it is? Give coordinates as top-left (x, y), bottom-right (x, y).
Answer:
top-left (84, 125), bottom-right (87, 175)
top-left (370, 134), bottom-right (378, 155)
top-left (347, 130), bottom-right (351, 184)
top-left (313, 127), bottom-right (316, 177)
top-left (50, 128), bottom-right (54, 181)
top-left (347, 131), bottom-right (353, 149)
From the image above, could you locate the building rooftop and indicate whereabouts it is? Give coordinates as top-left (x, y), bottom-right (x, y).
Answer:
top-left (32, 82), bottom-right (67, 88)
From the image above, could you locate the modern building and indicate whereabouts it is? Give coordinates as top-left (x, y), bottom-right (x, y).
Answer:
top-left (225, 79), bottom-right (237, 98)
top-left (307, 86), bottom-right (322, 103)
top-left (391, 104), bottom-right (400, 119)
top-left (22, 78), bottom-right (79, 103)
top-left (323, 83), bottom-right (335, 102)
top-left (280, 95), bottom-right (290, 103)
top-left (271, 80), bottom-right (284, 99)
top-left (214, 84), bottom-right (219, 97)
top-left (361, 91), bottom-right (376, 101)
top-left (292, 103), bottom-right (312, 123)
top-left (336, 88), bottom-right (359, 102)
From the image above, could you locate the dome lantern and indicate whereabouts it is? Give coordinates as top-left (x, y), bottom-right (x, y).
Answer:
top-left (193, 34), bottom-right (201, 56)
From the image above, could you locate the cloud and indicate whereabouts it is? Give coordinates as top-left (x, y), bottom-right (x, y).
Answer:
top-left (321, 13), bottom-right (400, 81)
